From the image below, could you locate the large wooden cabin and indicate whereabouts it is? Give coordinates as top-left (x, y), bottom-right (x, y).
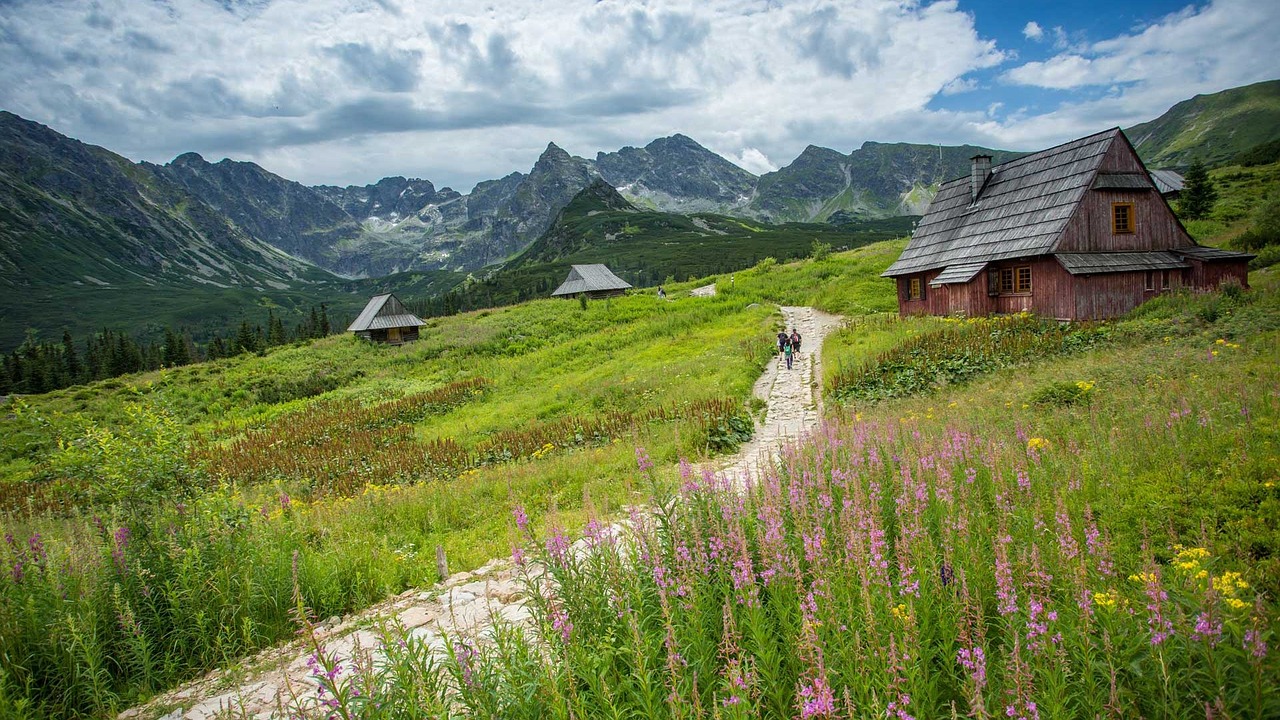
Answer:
top-left (883, 129), bottom-right (1252, 320)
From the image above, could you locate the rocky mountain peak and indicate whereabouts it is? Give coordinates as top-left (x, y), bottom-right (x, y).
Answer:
top-left (170, 151), bottom-right (207, 167)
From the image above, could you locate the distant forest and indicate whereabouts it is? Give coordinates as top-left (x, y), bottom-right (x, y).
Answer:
top-left (0, 306), bottom-right (333, 395)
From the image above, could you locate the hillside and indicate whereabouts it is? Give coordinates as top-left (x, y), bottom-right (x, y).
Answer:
top-left (1, 241), bottom-right (1277, 717)
top-left (416, 180), bottom-right (916, 315)
top-left (1126, 78), bottom-right (1280, 168)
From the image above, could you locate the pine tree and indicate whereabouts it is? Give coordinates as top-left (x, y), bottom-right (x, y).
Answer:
top-left (233, 321), bottom-right (258, 355)
top-left (319, 304), bottom-right (331, 336)
top-left (307, 307), bottom-right (321, 339)
top-left (268, 311), bottom-right (287, 347)
top-left (1179, 160), bottom-right (1217, 220)
top-left (62, 330), bottom-right (81, 384)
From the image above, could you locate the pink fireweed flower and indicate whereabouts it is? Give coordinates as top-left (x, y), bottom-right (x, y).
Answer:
top-left (635, 446), bottom-right (654, 473)
top-left (511, 545), bottom-right (525, 567)
top-left (1192, 611), bottom-right (1222, 647)
top-left (1244, 628), bottom-right (1268, 661)
top-left (885, 694), bottom-right (916, 720)
top-left (545, 527), bottom-right (569, 567)
top-left (995, 535), bottom-right (1018, 616)
top-left (1139, 569), bottom-right (1173, 645)
top-left (797, 675), bottom-right (835, 719)
top-left (512, 505), bottom-right (529, 536)
top-left (453, 640), bottom-right (477, 687)
top-left (112, 526), bottom-right (131, 570)
top-left (550, 604), bottom-right (573, 643)
top-left (957, 646), bottom-right (987, 687)
top-left (1016, 468), bottom-right (1031, 492)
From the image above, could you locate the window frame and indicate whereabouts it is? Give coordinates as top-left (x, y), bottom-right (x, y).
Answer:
top-left (907, 276), bottom-right (925, 301)
top-left (1112, 202), bottom-right (1135, 234)
top-left (990, 265), bottom-right (1033, 296)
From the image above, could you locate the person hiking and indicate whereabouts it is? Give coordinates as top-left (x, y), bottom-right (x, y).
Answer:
top-left (777, 330), bottom-right (789, 356)
top-left (790, 329), bottom-right (802, 356)
top-left (783, 335), bottom-right (794, 369)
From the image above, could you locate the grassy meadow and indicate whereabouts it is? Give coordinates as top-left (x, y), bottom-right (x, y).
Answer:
top-left (0, 242), bottom-right (904, 718)
top-left (2, 166), bottom-right (1279, 718)
top-left (279, 271), bottom-right (1280, 720)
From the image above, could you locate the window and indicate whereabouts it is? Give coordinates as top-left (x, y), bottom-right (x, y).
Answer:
top-left (1016, 267), bottom-right (1032, 294)
top-left (990, 266), bottom-right (1032, 295)
top-left (1112, 202), bottom-right (1135, 234)
top-left (1161, 270), bottom-right (1171, 290)
top-left (908, 277), bottom-right (924, 300)
top-left (1145, 270), bottom-right (1156, 291)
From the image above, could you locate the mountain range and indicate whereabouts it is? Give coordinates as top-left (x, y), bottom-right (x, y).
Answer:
top-left (2, 78), bottom-right (1278, 351)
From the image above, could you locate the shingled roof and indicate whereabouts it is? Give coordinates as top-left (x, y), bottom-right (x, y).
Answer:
top-left (551, 264), bottom-right (632, 296)
top-left (883, 128), bottom-right (1121, 278)
top-left (346, 293), bottom-right (427, 332)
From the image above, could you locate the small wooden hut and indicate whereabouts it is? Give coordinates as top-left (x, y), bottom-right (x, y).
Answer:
top-left (347, 293), bottom-right (427, 344)
top-left (882, 128), bottom-right (1252, 320)
top-left (551, 264), bottom-right (632, 299)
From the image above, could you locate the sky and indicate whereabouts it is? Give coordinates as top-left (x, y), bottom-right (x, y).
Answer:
top-left (1, 0), bottom-right (1277, 192)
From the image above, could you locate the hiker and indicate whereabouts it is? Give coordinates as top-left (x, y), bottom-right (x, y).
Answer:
top-left (777, 330), bottom-right (789, 356)
top-left (657, 285), bottom-right (666, 299)
top-left (783, 335), bottom-right (794, 370)
top-left (789, 328), bottom-right (802, 356)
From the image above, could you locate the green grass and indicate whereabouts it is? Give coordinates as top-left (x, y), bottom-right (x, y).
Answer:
top-left (0, 241), bottom-right (904, 717)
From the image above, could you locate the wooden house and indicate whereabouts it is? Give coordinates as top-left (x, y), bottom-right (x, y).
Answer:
top-left (347, 293), bottom-right (427, 344)
top-left (883, 128), bottom-right (1252, 320)
top-left (551, 264), bottom-right (632, 299)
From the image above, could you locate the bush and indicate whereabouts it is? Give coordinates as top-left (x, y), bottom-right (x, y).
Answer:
top-left (1028, 379), bottom-right (1095, 407)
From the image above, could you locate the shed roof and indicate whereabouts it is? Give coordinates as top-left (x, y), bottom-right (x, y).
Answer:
top-left (551, 264), bottom-right (633, 296)
top-left (1055, 252), bottom-right (1189, 275)
top-left (929, 262), bottom-right (987, 286)
top-left (346, 293), bottom-right (427, 332)
top-left (884, 128), bottom-right (1122, 278)
top-left (1149, 169), bottom-right (1185, 194)
top-left (1092, 173), bottom-right (1154, 191)
top-left (1174, 246), bottom-right (1255, 262)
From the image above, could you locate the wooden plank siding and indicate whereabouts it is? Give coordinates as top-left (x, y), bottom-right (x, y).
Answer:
top-left (1187, 258), bottom-right (1250, 289)
top-left (1055, 137), bottom-right (1193, 254)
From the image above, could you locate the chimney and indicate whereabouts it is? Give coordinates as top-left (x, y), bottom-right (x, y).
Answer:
top-left (970, 154), bottom-right (992, 202)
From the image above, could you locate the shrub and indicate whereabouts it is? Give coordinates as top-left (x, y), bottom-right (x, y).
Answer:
top-left (1028, 379), bottom-right (1095, 407)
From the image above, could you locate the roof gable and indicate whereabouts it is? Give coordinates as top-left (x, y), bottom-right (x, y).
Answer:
top-left (551, 264), bottom-right (633, 296)
top-left (884, 128), bottom-right (1120, 277)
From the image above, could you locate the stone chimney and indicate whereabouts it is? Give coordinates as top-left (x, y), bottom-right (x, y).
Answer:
top-left (970, 155), bottom-right (992, 201)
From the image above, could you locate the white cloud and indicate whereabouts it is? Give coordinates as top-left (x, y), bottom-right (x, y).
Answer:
top-left (732, 147), bottom-right (776, 175)
top-left (1022, 21), bottom-right (1044, 41)
top-left (0, 0), bottom-right (1005, 189)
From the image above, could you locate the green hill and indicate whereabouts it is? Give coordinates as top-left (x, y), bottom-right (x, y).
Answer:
top-left (1126, 78), bottom-right (1280, 168)
top-left (417, 180), bottom-right (916, 315)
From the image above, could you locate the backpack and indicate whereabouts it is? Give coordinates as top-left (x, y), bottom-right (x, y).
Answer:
top-left (790, 331), bottom-right (801, 348)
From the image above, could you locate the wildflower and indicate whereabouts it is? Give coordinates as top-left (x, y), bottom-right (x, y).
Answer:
top-left (995, 535), bottom-right (1018, 616)
top-left (1212, 571), bottom-right (1249, 597)
top-left (1244, 628), bottom-right (1268, 661)
top-left (797, 675), bottom-right (835, 719)
top-left (545, 527), bottom-right (569, 567)
top-left (956, 646), bottom-right (987, 687)
top-left (512, 505), bottom-right (529, 535)
top-left (112, 526), bottom-right (131, 570)
top-left (635, 446), bottom-right (654, 473)
top-left (1192, 611), bottom-right (1222, 647)
top-left (511, 545), bottom-right (525, 567)
top-left (1093, 590), bottom-right (1119, 609)
top-left (550, 604), bottom-right (573, 643)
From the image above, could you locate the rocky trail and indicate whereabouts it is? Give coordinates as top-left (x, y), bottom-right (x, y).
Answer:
top-left (123, 305), bottom-right (843, 720)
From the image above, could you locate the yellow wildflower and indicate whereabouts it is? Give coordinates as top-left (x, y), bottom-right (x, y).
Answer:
top-left (1129, 571), bottom-right (1158, 584)
top-left (1026, 437), bottom-right (1050, 451)
top-left (1225, 597), bottom-right (1248, 611)
top-left (890, 603), bottom-right (912, 622)
top-left (1075, 380), bottom-right (1095, 393)
top-left (1093, 590), bottom-right (1119, 609)
top-left (1212, 572), bottom-right (1249, 597)
top-left (1216, 338), bottom-right (1226, 345)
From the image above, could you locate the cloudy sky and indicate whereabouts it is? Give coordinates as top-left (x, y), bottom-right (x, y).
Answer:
top-left (1, 0), bottom-right (1277, 191)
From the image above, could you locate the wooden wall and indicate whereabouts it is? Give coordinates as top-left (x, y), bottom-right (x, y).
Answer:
top-left (1055, 138), bottom-right (1194, 253)
top-left (1188, 260), bottom-right (1250, 290)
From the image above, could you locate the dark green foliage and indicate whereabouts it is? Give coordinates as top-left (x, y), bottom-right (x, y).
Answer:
top-left (1028, 380), bottom-right (1094, 408)
top-left (1179, 160), bottom-right (1218, 219)
top-left (249, 369), bottom-right (363, 405)
top-left (1232, 190), bottom-right (1280, 254)
top-left (412, 202), bottom-right (914, 318)
top-left (832, 315), bottom-right (1110, 401)
top-left (1234, 138), bottom-right (1280, 167)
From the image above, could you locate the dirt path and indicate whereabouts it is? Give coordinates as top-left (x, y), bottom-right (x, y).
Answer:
top-left (122, 305), bottom-right (844, 720)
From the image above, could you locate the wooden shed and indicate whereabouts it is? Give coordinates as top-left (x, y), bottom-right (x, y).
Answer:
top-left (347, 293), bottom-right (427, 344)
top-left (551, 264), bottom-right (632, 299)
top-left (883, 128), bottom-right (1253, 321)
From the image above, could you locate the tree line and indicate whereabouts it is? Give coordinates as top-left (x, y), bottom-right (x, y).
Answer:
top-left (0, 305), bottom-right (332, 395)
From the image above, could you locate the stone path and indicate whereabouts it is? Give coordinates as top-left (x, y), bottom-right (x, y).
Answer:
top-left (121, 305), bottom-right (843, 720)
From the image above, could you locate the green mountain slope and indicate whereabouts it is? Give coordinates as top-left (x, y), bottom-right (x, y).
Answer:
top-left (420, 180), bottom-right (915, 314)
top-left (1125, 78), bottom-right (1280, 168)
